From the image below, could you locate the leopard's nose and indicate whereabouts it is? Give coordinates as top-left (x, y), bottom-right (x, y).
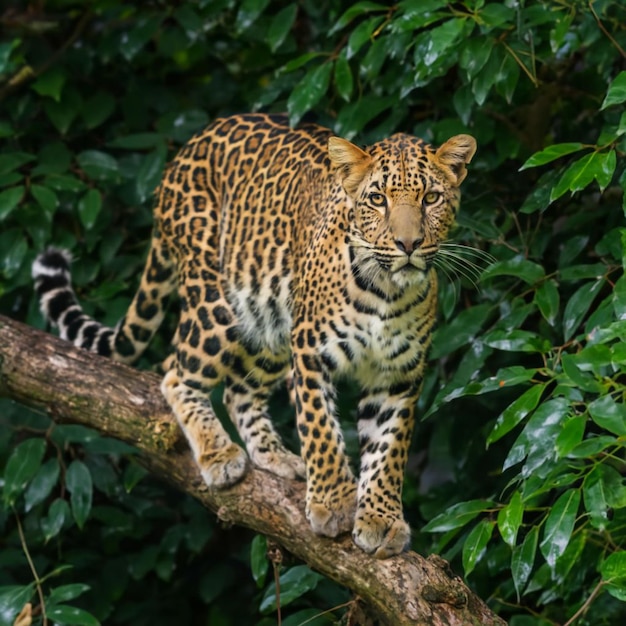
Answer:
top-left (395, 237), bottom-right (424, 255)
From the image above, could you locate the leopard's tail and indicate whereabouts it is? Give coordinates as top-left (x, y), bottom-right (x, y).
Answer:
top-left (32, 237), bottom-right (177, 364)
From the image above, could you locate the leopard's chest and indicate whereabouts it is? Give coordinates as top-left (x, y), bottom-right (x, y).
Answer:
top-left (320, 302), bottom-right (431, 387)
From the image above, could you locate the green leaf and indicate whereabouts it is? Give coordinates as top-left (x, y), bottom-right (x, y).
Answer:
top-left (259, 565), bottom-right (322, 613)
top-left (519, 143), bottom-right (583, 170)
top-left (65, 460), bottom-right (93, 529)
top-left (41, 498), bottom-right (70, 541)
top-left (483, 329), bottom-right (549, 353)
top-left (555, 415), bottom-right (586, 458)
top-left (497, 491), bottom-right (524, 548)
top-left (560, 353), bottom-right (603, 393)
top-left (459, 38), bottom-right (492, 80)
top-left (136, 150), bottom-right (166, 204)
top-left (539, 489), bottom-right (581, 568)
top-left (563, 279), bottom-right (604, 341)
top-left (0, 230), bottom-right (27, 278)
top-left (512, 526), bottom-right (538, 598)
top-left (24, 458), bottom-right (60, 512)
top-left (569, 435), bottom-right (617, 458)
top-left (503, 398), bottom-right (569, 473)
top-left (2, 438), bottom-right (46, 507)
top-left (613, 274), bottom-right (626, 321)
top-left (583, 464), bottom-right (615, 531)
top-left (519, 170), bottom-right (560, 214)
top-left (601, 71), bottom-right (626, 109)
top-left (346, 16), bottom-right (384, 59)
top-left (46, 604), bottom-right (100, 626)
top-left (31, 184), bottom-right (58, 219)
top-left (588, 395), bottom-right (626, 436)
top-left (250, 535), bottom-right (268, 587)
top-left (77, 189), bottom-right (102, 230)
top-left (82, 91), bottom-right (116, 130)
top-left (0, 585), bottom-right (35, 626)
top-left (550, 152), bottom-right (602, 201)
top-left (334, 53), bottom-right (353, 102)
top-left (495, 48), bottom-right (520, 104)
top-left (414, 18), bottom-right (465, 83)
top-left (479, 3), bottom-right (514, 27)
top-left (76, 150), bottom-right (119, 182)
top-left (534, 279), bottom-right (559, 326)
top-left (481, 256), bottom-right (544, 285)
top-left (31, 141), bottom-right (73, 178)
top-left (595, 149), bottom-right (616, 191)
top-left (31, 67), bottom-right (65, 101)
top-left (559, 263), bottom-right (605, 281)
top-left (287, 62), bottom-right (333, 127)
top-left (123, 461), bottom-right (148, 493)
top-left (423, 499), bottom-right (494, 533)
top-left (331, 1), bottom-right (387, 34)
top-left (600, 551), bottom-right (626, 582)
top-left (47, 584), bottom-right (91, 605)
top-left (266, 4), bottom-right (297, 52)
top-left (463, 520), bottom-right (494, 576)
top-left (0, 152), bottom-right (35, 175)
top-left (51, 425), bottom-right (100, 446)
top-left (488, 384), bottom-right (545, 445)
top-left (44, 88), bottom-right (81, 135)
top-left (429, 366), bottom-right (537, 414)
top-left (0, 38), bottom-right (19, 73)
top-left (0, 185), bottom-right (24, 221)
top-left (471, 44), bottom-right (502, 106)
top-left (120, 16), bottom-right (163, 61)
top-left (235, 0), bottom-right (271, 32)
top-left (600, 551), bottom-right (626, 601)
top-left (430, 303), bottom-right (491, 359)
top-left (361, 36), bottom-right (388, 79)
top-left (553, 530), bottom-right (585, 586)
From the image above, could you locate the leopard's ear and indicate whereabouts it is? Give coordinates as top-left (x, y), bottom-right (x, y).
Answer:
top-left (435, 134), bottom-right (477, 185)
top-left (328, 137), bottom-right (372, 195)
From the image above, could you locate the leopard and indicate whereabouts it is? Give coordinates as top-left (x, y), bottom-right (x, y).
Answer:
top-left (32, 113), bottom-right (476, 559)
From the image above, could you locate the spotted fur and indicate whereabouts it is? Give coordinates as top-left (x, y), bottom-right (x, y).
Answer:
top-left (33, 113), bottom-right (476, 558)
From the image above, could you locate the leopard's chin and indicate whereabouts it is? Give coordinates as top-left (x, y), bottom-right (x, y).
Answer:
top-left (390, 261), bottom-right (430, 287)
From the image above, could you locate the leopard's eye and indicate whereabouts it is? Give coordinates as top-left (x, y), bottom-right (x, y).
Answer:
top-left (368, 192), bottom-right (387, 208)
top-left (423, 191), bottom-right (441, 206)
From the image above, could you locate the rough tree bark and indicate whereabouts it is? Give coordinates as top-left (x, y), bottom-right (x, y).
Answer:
top-left (0, 314), bottom-right (506, 626)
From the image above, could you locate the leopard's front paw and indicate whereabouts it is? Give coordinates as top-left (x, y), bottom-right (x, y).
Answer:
top-left (306, 484), bottom-right (357, 538)
top-left (198, 443), bottom-right (250, 488)
top-left (352, 511), bottom-right (411, 558)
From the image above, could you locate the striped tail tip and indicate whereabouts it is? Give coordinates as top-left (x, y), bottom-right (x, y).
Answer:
top-left (32, 247), bottom-right (79, 327)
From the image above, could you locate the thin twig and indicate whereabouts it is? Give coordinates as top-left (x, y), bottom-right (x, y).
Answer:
top-left (14, 509), bottom-right (47, 626)
top-left (562, 579), bottom-right (606, 626)
top-left (273, 560), bottom-right (282, 626)
top-left (589, 1), bottom-right (626, 59)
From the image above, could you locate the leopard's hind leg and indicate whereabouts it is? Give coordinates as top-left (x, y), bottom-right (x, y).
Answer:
top-left (161, 273), bottom-right (250, 488)
top-left (162, 368), bottom-right (249, 487)
top-left (223, 375), bottom-right (305, 480)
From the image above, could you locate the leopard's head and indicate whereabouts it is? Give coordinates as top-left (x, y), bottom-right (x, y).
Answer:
top-left (329, 132), bottom-right (476, 287)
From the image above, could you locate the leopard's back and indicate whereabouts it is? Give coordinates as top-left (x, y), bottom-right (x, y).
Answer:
top-left (156, 114), bottom-right (333, 354)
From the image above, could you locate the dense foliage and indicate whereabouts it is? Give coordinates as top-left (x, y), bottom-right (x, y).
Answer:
top-left (1, 0), bottom-right (625, 624)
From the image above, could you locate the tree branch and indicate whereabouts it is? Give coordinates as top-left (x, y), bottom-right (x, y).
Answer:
top-left (0, 314), bottom-right (506, 626)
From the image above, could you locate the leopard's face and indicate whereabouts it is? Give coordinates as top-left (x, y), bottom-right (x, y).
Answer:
top-left (330, 132), bottom-right (477, 288)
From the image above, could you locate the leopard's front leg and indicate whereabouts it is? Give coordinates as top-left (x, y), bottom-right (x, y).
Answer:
top-left (353, 381), bottom-right (421, 558)
top-left (292, 350), bottom-right (357, 538)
